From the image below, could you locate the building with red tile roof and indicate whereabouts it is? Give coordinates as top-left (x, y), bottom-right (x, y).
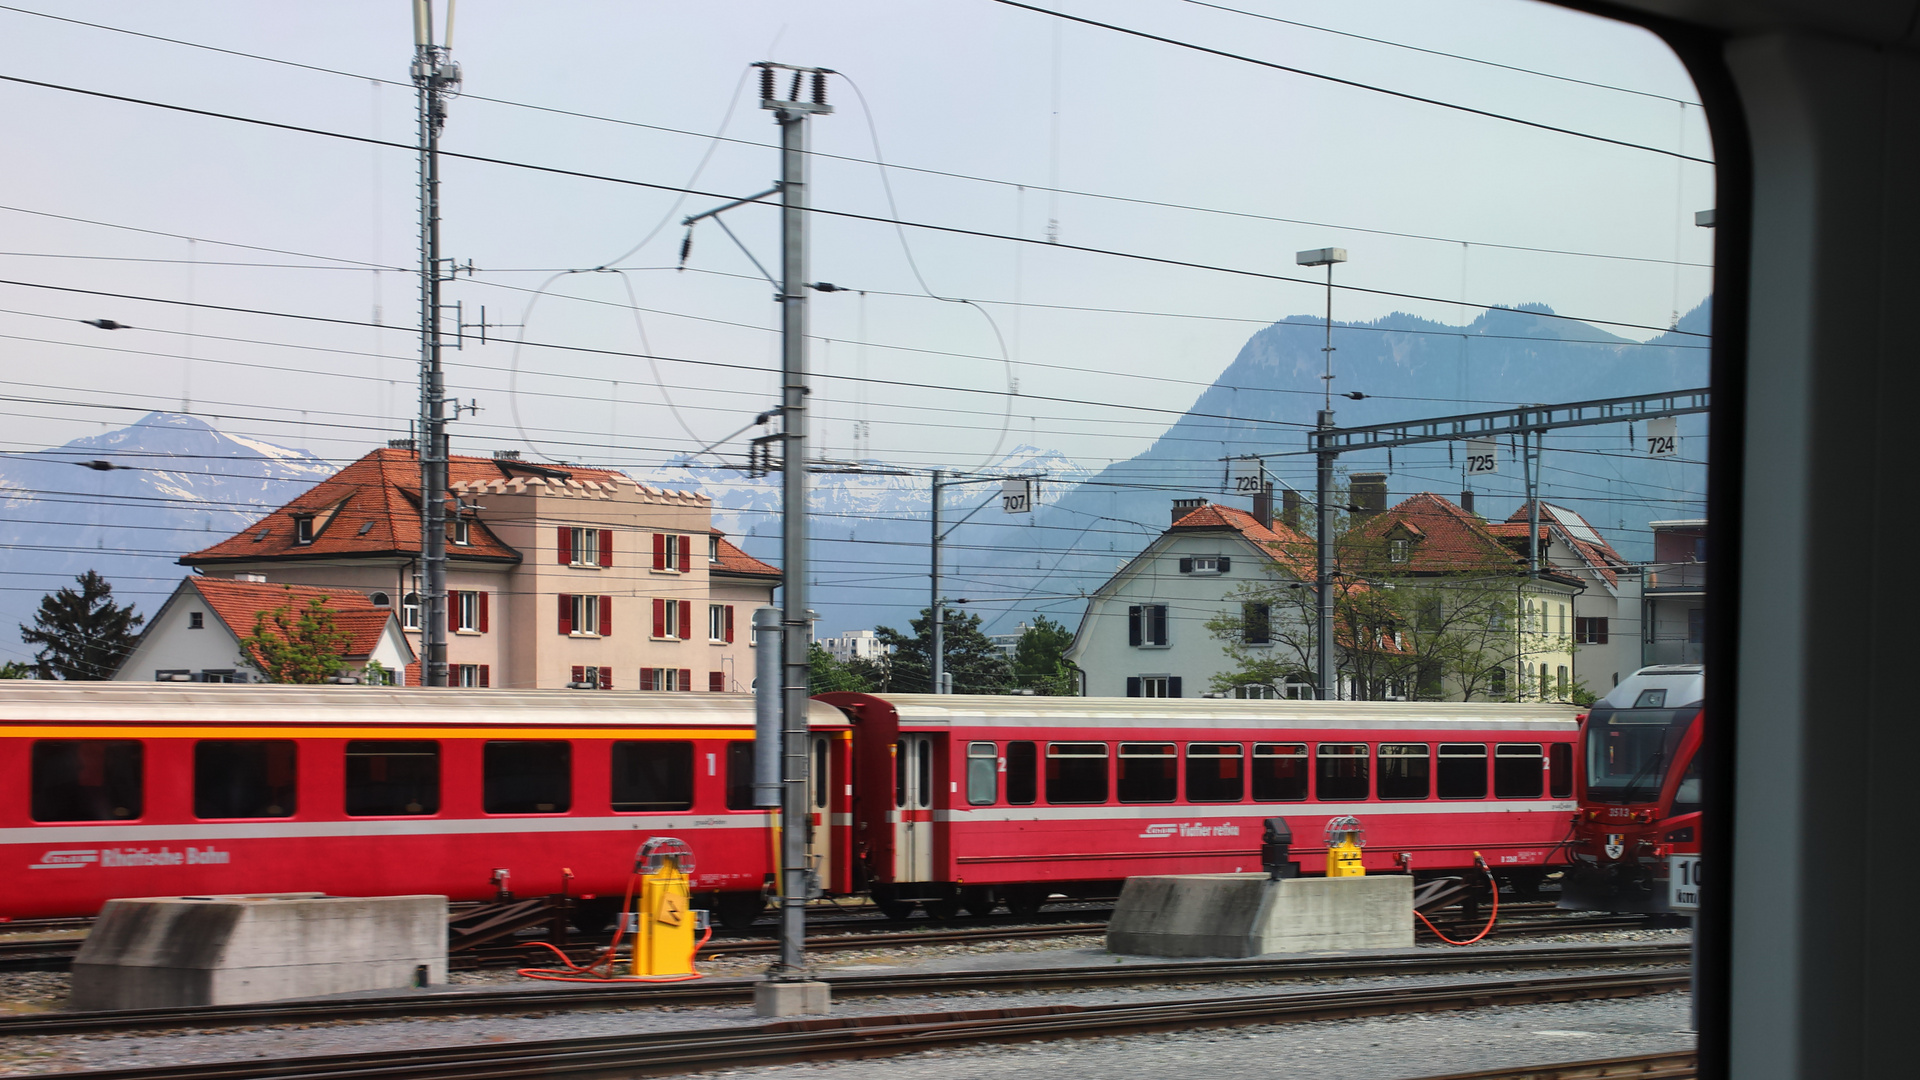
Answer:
top-left (175, 446), bottom-right (777, 691)
top-left (113, 578), bottom-right (415, 684)
top-left (1488, 502), bottom-right (1643, 694)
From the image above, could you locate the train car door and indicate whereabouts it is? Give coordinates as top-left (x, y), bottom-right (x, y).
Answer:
top-left (893, 735), bottom-right (935, 881)
top-left (807, 733), bottom-right (834, 890)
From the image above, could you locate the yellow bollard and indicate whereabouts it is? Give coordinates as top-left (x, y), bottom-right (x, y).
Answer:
top-left (1323, 816), bottom-right (1367, 877)
top-left (632, 837), bottom-right (697, 977)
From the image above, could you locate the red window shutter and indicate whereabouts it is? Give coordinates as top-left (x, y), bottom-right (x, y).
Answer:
top-left (709, 670), bottom-right (724, 692)
top-left (558, 527), bottom-right (572, 565)
top-left (600, 529), bottom-right (613, 567)
top-left (652, 598), bottom-right (666, 638)
top-left (558, 594), bottom-right (573, 635)
top-left (601, 668), bottom-right (613, 690)
top-left (447, 593), bottom-right (458, 633)
top-left (678, 600), bottom-right (692, 640)
top-left (680, 668), bottom-right (692, 692)
top-left (724, 605), bottom-right (735, 644)
top-left (640, 667), bottom-right (655, 691)
top-left (678, 540), bottom-right (690, 573)
top-left (599, 596), bottom-right (613, 637)
top-left (478, 665), bottom-right (490, 688)
top-left (653, 532), bottom-right (666, 570)
top-left (478, 591), bottom-right (489, 633)
top-left (572, 665), bottom-right (585, 685)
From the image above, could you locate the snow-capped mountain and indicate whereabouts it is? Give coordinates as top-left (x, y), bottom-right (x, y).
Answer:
top-left (0, 413), bottom-right (333, 666)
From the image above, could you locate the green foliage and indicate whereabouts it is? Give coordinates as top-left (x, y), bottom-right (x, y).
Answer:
top-left (19, 570), bottom-right (145, 680)
top-left (808, 642), bottom-right (873, 694)
top-left (363, 659), bottom-right (392, 687)
top-left (1011, 614), bottom-right (1079, 695)
top-left (873, 608), bottom-right (1013, 694)
top-left (239, 589), bottom-right (351, 684)
top-left (0, 660), bottom-right (35, 679)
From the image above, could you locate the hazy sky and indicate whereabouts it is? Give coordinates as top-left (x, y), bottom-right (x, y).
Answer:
top-left (0, 0), bottom-right (1711, 477)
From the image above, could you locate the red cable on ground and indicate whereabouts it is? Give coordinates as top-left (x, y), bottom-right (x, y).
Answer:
top-left (1414, 855), bottom-right (1501, 946)
top-left (515, 871), bottom-right (714, 983)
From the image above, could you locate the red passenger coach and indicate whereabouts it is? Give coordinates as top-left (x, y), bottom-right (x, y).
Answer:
top-left (822, 694), bottom-right (1581, 917)
top-left (0, 683), bottom-right (852, 926)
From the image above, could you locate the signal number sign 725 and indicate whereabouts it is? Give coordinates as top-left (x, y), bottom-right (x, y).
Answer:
top-left (1465, 452), bottom-right (1497, 475)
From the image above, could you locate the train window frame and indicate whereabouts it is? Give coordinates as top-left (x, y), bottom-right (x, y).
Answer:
top-left (966, 741), bottom-right (998, 806)
top-left (813, 740), bottom-right (829, 810)
top-left (1377, 743), bottom-right (1431, 801)
top-left (1493, 743), bottom-right (1545, 799)
top-left (1116, 742), bottom-right (1177, 804)
top-left (724, 741), bottom-right (757, 810)
top-left (1005, 740), bottom-right (1038, 805)
top-left (1251, 742), bottom-right (1308, 802)
top-left (611, 740), bottom-right (694, 812)
top-left (1045, 742), bottom-right (1109, 805)
top-left (344, 740), bottom-right (440, 816)
top-left (193, 739), bottom-right (297, 819)
top-left (915, 739), bottom-right (933, 810)
top-left (894, 738), bottom-right (908, 809)
top-left (1315, 743), bottom-right (1370, 802)
top-left (1549, 742), bottom-right (1574, 799)
top-left (1437, 743), bottom-right (1489, 800)
top-left (30, 739), bottom-right (144, 822)
top-left (1185, 742), bottom-right (1244, 803)
top-left (482, 740), bottom-right (572, 814)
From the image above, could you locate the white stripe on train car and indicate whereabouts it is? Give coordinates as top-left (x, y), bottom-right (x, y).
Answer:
top-left (2, 814), bottom-right (773, 847)
top-left (936, 801), bottom-right (1575, 822)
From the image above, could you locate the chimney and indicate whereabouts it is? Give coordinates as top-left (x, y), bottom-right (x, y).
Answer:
top-left (1171, 497), bottom-right (1206, 525)
top-left (1350, 473), bottom-right (1388, 521)
top-left (1460, 489), bottom-right (1476, 514)
top-left (1252, 483), bottom-right (1274, 530)
top-left (1281, 488), bottom-right (1304, 531)
top-left (388, 438), bottom-right (416, 450)
top-left (492, 449), bottom-right (522, 461)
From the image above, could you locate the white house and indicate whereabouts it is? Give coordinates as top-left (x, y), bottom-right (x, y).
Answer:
top-left (1491, 502), bottom-right (1643, 697)
top-left (1066, 499), bottom-right (1314, 697)
top-left (824, 629), bottom-right (886, 665)
top-left (115, 577), bottom-right (416, 684)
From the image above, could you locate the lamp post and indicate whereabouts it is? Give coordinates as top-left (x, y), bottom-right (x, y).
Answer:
top-left (1297, 246), bottom-right (1347, 701)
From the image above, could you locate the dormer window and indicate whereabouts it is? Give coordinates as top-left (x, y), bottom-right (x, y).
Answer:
top-left (451, 518), bottom-right (471, 546)
top-left (709, 535), bottom-right (721, 563)
top-left (188, 612), bottom-right (204, 629)
top-left (1179, 556), bottom-right (1229, 575)
top-left (1389, 538), bottom-right (1410, 563)
top-left (294, 516), bottom-right (315, 545)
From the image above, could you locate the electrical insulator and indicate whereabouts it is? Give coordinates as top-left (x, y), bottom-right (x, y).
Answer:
top-left (788, 71), bottom-right (803, 101)
top-left (811, 70), bottom-right (827, 105)
top-left (760, 65), bottom-right (775, 100)
top-left (678, 229), bottom-right (693, 268)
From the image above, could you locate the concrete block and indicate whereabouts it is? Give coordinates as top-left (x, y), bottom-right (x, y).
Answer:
top-left (71, 894), bottom-right (447, 1010)
top-left (753, 980), bottom-right (831, 1016)
top-left (1107, 873), bottom-right (1412, 958)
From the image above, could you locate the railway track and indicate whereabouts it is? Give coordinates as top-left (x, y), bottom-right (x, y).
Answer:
top-left (1410, 1051), bottom-right (1695, 1079)
top-left (0, 940), bottom-right (1688, 1037)
top-left (11, 968), bottom-right (1690, 1080)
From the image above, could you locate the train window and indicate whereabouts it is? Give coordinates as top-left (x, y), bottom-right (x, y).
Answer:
top-left (1006, 741), bottom-right (1037, 805)
top-left (1670, 754), bottom-right (1702, 817)
top-left (1117, 743), bottom-right (1177, 803)
top-left (1494, 744), bottom-right (1544, 799)
top-left (1437, 744), bottom-right (1489, 799)
top-left (1377, 744), bottom-right (1430, 801)
top-left (894, 739), bottom-right (907, 809)
top-left (345, 741), bottom-right (440, 816)
top-left (194, 740), bottom-right (296, 819)
top-left (1315, 744), bottom-right (1369, 801)
top-left (725, 742), bottom-right (756, 810)
top-left (1046, 742), bottom-right (1109, 804)
top-left (484, 741), bottom-right (572, 814)
top-left (915, 740), bottom-right (932, 810)
top-left (813, 740), bottom-right (829, 810)
top-left (967, 742), bottom-right (998, 806)
top-left (1186, 743), bottom-right (1244, 803)
top-left (611, 741), bottom-right (693, 812)
top-left (30, 740), bottom-right (143, 822)
top-left (1549, 743), bottom-right (1573, 800)
top-left (1251, 743), bottom-right (1307, 802)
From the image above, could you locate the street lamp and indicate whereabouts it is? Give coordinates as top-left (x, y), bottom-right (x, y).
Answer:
top-left (1296, 246), bottom-right (1347, 702)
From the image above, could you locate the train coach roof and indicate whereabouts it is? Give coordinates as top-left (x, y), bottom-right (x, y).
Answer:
top-left (0, 683), bottom-right (848, 729)
top-left (862, 694), bottom-right (1581, 731)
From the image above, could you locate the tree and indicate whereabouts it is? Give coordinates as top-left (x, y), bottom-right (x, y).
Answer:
top-left (874, 608), bottom-right (1014, 694)
top-left (20, 571), bottom-right (144, 680)
top-left (239, 589), bottom-right (351, 684)
top-left (0, 660), bottom-right (34, 679)
top-left (808, 642), bottom-right (872, 693)
top-left (1011, 614), bottom-right (1079, 695)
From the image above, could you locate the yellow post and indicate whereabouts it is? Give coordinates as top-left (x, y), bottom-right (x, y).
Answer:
top-left (1323, 815), bottom-right (1367, 877)
top-left (632, 839), bottom-right (698, 977)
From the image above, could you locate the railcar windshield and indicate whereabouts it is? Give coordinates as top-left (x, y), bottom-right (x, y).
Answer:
top-left (1584, 707), bottom-right (1696, 804)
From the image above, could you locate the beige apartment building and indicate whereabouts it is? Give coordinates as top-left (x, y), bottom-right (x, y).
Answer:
top-left (178, 446), bottom-right (777, 689)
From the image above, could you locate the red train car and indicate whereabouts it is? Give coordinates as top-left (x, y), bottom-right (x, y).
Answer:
top-left (0, 683), bottom-right (852, 927)
top-left (822, 694), bottom-right (1582, 917)
top-left (1561, 665), bottom-right (1704, 913)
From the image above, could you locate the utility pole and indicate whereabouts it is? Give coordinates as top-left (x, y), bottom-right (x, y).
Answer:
top-left (764, 61), bottom-right (831, 1009)
top-left (1297, 247), bottom-right (1346, 701)
top-left (411, 1), bottom-right (460, 688)
top-left (931, 469), bottom-right (944, 695)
